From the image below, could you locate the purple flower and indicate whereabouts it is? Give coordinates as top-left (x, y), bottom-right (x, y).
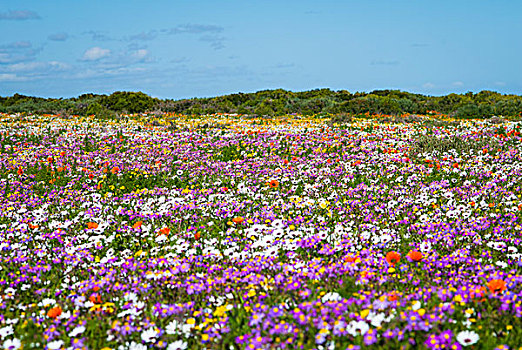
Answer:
top-left (363, 328), bottom-right (378, 346)
top-left (439, 330), bottom-right (453, 345)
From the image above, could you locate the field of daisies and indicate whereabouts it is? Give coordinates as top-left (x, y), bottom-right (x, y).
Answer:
top-left (0, 112), bottom-right (521, 350)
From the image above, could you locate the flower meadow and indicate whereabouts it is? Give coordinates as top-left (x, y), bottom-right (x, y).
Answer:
top-left (0, 112), bottom-right (521, 350)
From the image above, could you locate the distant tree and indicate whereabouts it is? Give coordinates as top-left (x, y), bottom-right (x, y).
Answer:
top-left (100, 91), bottom-right (156, 113)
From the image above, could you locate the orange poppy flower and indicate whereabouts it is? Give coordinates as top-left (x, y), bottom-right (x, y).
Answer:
top-left (344, 255), bottom-right (357, 263)
top-left (17, 167), bottom-right (23, 176)
top-left (89, 294), bottom-right (102, 304)
top-left (133, 221), bottom-right (143, 229)
top-left (407, 250), bottom-right (423, 262)
top-left (487, 279), bottom-right (507, 294)
top-left (386, 251), bottom-right (401, 266)
top-left (60, 151), bottom-right (66, 157)
top-left (388, 293), bottom-right (398, 302)
top-left (28, 223), bottom-right (39, 229)
top-left (111, 166), bottom-right (119, 174)
top-left (48, 157), bottom-right (54, 163)
top-left (158, 227), bottom-right (170, 236)
top-left (232, 217), bottom-right (244, 224)
top-left (269, 179), bottom-right (279, 188)
top-left (194, 231), bottom-right (201, 240)
top-left (87, 222), bottom-right (99, 229)
top-left (47, 306), bottom-right (62, 319)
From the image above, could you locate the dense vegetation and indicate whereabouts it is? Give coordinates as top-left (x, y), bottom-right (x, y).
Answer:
top-left (1, 89), bottom-right (521, 118)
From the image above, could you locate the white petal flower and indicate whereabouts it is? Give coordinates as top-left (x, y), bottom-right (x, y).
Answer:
top-left (68, 325), bottom-right (86, 337)
top-left (167, 340), bottom-right (188, 350)
top-left (456, 330), bottom-right (479, 346)
top-left (47, 340), bottom-right (64, 350)
top-left (3, 338), bottom-right (22, 350)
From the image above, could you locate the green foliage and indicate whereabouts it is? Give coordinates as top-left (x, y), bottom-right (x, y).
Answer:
top-left (1, 89), bottom-right (521, 118)
top-left (99, 91), bottom-right (157, 113)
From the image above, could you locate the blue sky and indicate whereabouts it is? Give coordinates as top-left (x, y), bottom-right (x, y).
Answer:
top-left (1, 0), bottom-right (521, 99)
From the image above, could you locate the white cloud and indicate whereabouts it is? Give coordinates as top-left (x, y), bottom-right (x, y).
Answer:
top-left (0, 10), bottom-right (40, 21)
top-left (452, 81), bottom-right (464, 87)
top-left (81, 47), bottom-right (111, 61)
top-left (422, 82), bottom-right (435, 89)
top-left (6, 61), bottom-right (70, 72)
top-left (130, 49), bottom-right (149, 61)
top-left (0, 73), bottom-right (27, 82)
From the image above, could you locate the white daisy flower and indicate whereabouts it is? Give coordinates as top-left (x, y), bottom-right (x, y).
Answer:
top-left (456, 330), bottom-right (479, 346)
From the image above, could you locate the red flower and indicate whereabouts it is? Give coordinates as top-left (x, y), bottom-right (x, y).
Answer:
top-left (158, 227), bottom-right (170, 236)
top-left (386, 251), bottom-right (401, 266)
top-left (232, 217), bottom-right (244, 224)
top-left (47, 306), bottom-right (62, 319)
top-left (487, 279), bottom-right (507, 294)
top-left (87, 222), bottom-right (99, 229)
top-left (89, 294), bottom-right (102, 304)
top-left (407, 250), bottom-right (423, 262)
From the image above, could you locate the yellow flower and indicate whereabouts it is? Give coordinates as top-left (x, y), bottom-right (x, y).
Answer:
top-left (360, 309), bottom-right (370, 318)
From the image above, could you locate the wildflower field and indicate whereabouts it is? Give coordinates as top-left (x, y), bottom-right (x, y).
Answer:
top-left (0, 112), bottom-right (521, 350)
